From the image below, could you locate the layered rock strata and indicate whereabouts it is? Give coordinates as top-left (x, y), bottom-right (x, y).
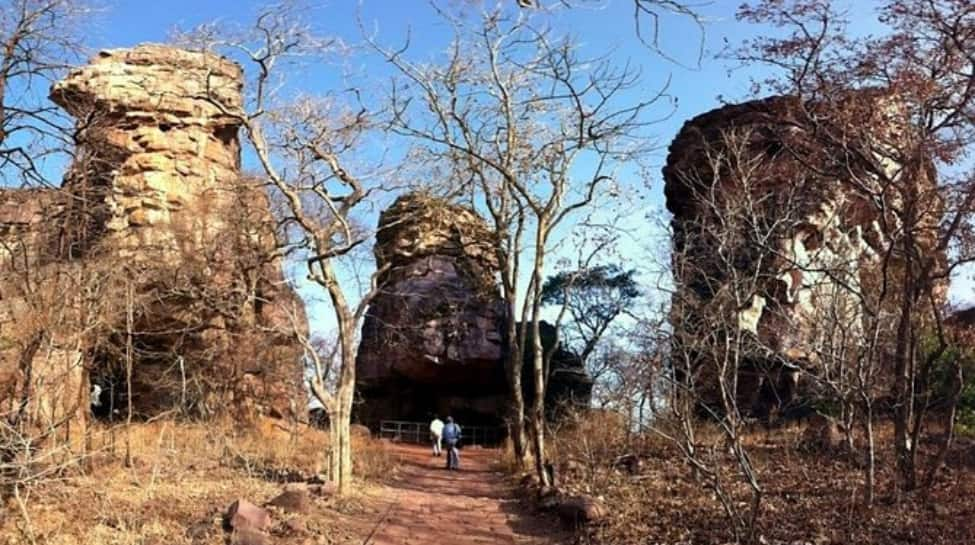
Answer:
top-left (0, 45), bottom-right (304, 439)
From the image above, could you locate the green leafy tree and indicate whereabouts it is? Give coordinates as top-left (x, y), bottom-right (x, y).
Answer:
top-left (541, 265), bottom-right (640, 365)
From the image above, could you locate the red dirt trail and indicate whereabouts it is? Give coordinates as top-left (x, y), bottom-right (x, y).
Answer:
top-left (361, 444), bottom-right (571, 545)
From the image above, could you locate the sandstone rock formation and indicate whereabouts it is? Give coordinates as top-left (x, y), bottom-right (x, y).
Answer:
top-left (49, 45), bottom-right (244, 257)
top-left (0, 45), bottom-right (304, 438)
top-left (663, 95), bottom-right (942, 416)
top-left (355, 193), bottom-right (592, 432)
top-left (355, 193), bottom-right (508, 427)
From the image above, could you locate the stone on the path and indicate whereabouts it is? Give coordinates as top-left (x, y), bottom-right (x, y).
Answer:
top-left (268, 489), bottom-right (310, 513)
top-left (225, 499), bottom-right (272, 533)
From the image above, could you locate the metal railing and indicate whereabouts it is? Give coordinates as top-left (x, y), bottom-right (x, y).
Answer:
top-left (378, 420), bottom-right (504, 446)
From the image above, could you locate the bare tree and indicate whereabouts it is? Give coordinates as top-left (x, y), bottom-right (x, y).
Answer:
top-left (0, 0), bottom-right (91, 186)
top-left (662, 127), bottom-right (815, 542)
top-left (371, 6), bottom-right (664, 484)
top-left (736, 0), bottom-right (975, 492)
top-left (173, 4), bottom-right (429, 494)
top-left (515, 0), bottom-right (706, 66)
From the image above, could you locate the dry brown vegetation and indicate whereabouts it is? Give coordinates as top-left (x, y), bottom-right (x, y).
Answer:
top-left (0, 418), bottom-right (399, 545)
top-left (542, 410), bottom-right (975, 545)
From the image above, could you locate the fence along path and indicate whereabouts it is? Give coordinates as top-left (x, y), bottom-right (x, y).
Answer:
top-left (378, 419), bottom-right (504, 446)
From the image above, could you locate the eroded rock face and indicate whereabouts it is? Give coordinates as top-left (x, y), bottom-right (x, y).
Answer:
top-left (0, 45), bottom-right (304, 434)
top-left (663, 95), bottom-right (942, 416)
top-left (355, 194), bottom-right (508, 426)
top-left (49, 44), bottom-right (244, 257)
top-left (355, 194), bottom-right (593, 431)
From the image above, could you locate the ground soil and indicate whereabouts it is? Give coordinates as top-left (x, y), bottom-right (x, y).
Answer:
top-left (358, 443), bottom-right (571, 545)
top-left (0, 422), bottom-right (572, 545)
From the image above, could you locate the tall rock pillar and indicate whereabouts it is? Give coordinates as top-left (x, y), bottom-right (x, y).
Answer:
top-left (49, 44), bottom-right (244, 258)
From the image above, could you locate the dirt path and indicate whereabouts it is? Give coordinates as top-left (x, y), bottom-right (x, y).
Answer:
top-left (361, 444), bottom-right (571, 545)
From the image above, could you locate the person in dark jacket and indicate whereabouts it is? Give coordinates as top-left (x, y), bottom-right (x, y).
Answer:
top-left (442, 416), bottom-right (462, 470)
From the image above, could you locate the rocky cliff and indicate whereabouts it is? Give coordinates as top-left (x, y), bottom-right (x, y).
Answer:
top-left (663, 95), bottom-right (942, 416)
top-left (0, 45), bottom-right (305, 438)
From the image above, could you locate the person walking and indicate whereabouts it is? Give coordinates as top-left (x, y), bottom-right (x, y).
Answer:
top-left (429, 415), bottom-right (444, 457)
top-left (442, 416), bottom-right (462, 470)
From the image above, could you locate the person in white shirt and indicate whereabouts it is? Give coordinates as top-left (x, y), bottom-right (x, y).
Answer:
top-left (429, 415), bottom-right (444, 457)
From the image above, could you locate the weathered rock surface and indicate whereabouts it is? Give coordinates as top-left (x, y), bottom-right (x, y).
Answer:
top-left (225, 498), bottom-right (272, 533)
top-left (0, 44), bottom-right (305, 435)
top-left (358, 193), bottom-right (504, 387)
top-left (355, 193), bottom-right (508, 427)
top-left (663, 95), bottom-right (942, 417)
top-left (50, 44), bottom-right (244, 256)
top-left (355, 193), bottom-right (592, 430)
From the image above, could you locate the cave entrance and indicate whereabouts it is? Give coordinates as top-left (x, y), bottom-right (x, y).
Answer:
top-left (88, 330), bottom-right (192, 422)
top-left (353, 380), bottom-right (509, 437)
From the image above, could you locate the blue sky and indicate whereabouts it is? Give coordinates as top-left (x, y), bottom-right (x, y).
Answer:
top-left (61, 1), bottom-right (974, 332)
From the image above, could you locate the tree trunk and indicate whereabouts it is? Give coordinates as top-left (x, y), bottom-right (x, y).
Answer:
top-left (862, 400), bottom-right (876, 508)
top-left (530, 298), bottom-right (549, 487)
top-left (504, 298), bottom-right (528, 466)
top-left (892, 286), bottom-right (917, 491)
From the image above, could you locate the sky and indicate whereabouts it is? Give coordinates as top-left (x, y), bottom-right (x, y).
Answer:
top-left (37, 0), bottom-right (975, 334)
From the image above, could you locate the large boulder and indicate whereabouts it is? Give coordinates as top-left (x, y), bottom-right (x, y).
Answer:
top-left (355, 193), bottom-right (508, 427)
top-left (355, 194), bottom-right (593, 430)
top-left (663, 95), bottom-right (943, 417)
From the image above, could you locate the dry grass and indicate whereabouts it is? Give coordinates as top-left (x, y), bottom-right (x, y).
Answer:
top-left (544, 411), bottom-right (975, 545)
top-left (0, 418), bottom-right (398, 545)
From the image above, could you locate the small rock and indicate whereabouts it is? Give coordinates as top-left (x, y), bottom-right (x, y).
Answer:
top-left (932, 503), bottom-right (950, 517)
top-left (268, 489), bottom-right (310, 514)
top-left (231, 528), bottom-right (270, 545)
top-left (284, 482), bottom-right (309, 493)
top-left (308, 482), bottom-right (338, 497)
top-left (557, 495), bottom-right (608, 526)
top-left (225, 499), bottom-right (271, 533)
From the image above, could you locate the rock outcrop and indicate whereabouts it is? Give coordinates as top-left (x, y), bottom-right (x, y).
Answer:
top-left (355, 194), bottom-right (593, 431)
top-left (663, 95), bottom-right (942, 416)
top-left (49, 45), bottom-right (244, 257)
top-left (0, 45), bottom-right (305, 437)
top-left (355, 194), bottom-right (508, 427)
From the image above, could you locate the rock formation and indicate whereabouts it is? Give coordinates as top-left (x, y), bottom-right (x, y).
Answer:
top-left (355, 193), bottom-right (592, 432)
top-left (355, 193), bottom-right (508, 427)
top-left (663, 95), bottom-right (942, 416)
top-left (49, 45), bottom-right (244, 258)
top-left (0, 45), bottom-right (305, 439)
